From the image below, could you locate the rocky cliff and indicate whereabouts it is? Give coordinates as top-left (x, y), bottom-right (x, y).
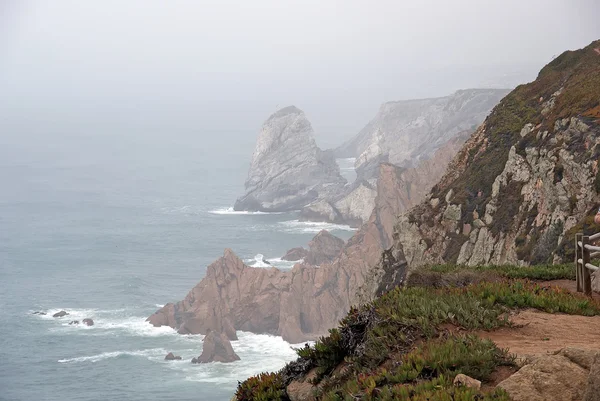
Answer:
top-left (299, 89), bottom-right (507, 227)
top-left (336, 89), bottom-right (510, 175)
top-left (148, 162), bottom-right (408, 343)
top-left (234, 106), bottom-right (346, 212)
top-left (300, 131), bottom-right (471, 227)
top-left (386, 40), bottom-right (600, 273)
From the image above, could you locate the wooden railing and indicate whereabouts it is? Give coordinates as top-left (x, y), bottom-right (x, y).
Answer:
top-left (575, 232), bottom-right (600, 296)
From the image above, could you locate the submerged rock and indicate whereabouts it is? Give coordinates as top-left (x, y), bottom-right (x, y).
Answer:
top-left (234, 106), bottom-right (346, 212)
top-left (53, 311), bottom-right (68, 318)
top-left (164, 352), bottom-right (182, 361)
top-left (82, 318), bottom-right (94, 326)
top-left (32, 311), bottom-right (46, 316)
top-left (193, 331), bottom-right (240, 363)
top-left (69, 320), bottom-right (79, 325)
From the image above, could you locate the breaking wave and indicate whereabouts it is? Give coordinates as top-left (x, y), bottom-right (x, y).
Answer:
top-left (208, 207), bottom-right (282, 215)
top-left (277, 220), bottom-right (355, 234)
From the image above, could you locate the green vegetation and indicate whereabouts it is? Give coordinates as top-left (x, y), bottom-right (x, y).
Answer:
top-left (235, 373), bottom-right (287, 401)
top-left (236, 262), bottom-right (600, 401)
top-left (418, 262), bottom-right (575, 281)
top-left (318, 336), bottom-right (513, 401)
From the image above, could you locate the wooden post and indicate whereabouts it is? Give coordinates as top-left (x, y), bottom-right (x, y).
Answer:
top-left (583, 235), bottom-right (592, 297)
top-left (576, 233), bottom-right (582, 292)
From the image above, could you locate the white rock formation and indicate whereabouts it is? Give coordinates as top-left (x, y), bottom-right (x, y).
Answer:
top-left (234, 106), bottom-right (346, 212)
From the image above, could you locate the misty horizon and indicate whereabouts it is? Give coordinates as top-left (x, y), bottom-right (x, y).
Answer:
top-left (1, 1), bottom-right (600, 148)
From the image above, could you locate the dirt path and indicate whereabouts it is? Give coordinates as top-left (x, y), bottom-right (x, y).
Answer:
top-left (476, 309), bottom-right (600, 357)
top-left (475, 279), bottom-right (600, 357)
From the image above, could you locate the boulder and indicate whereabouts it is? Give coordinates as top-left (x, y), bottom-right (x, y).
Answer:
top-left (583, 352), bottom-right (600, 401)
top-left (164, 352), bottom-right (182, 361)
top-left (69, 320), bottom-right (79, 325)
top-left (193, 331), bottom-right (240, 363)
top-left (282, 247), bottom-right (308, 262)
top-left (53, 311), bottom-right (68, 318)
top-left (234, 106), bottom-right (346, 212)
top-left (453, 374), bottom-right (481, 390)
top-left (304, 230), bottom-right (345, 266)
top-left (82, 318), bottom-right (94, 326)
top-left (497, 352), bottom-right (590, 401)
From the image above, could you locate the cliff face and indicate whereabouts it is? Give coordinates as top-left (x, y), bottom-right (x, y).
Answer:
top-left (388, 40), bottom-right (600, 273)
top-left (336, 89), bottom-right (510, 176)
top-left (234, 106), bottom-right (346, 212)
top-left (148, 163), bottom-right (408, 343)
top-left (300, 131), bottom-right (470, 227)
top-left (299, 89), bottom-right (507, 227)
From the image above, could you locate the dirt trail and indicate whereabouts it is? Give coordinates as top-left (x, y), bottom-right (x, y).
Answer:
top-left (474, 279), bottom-right (600, 357)
top-left (477, 309), bottom-right (600, 357)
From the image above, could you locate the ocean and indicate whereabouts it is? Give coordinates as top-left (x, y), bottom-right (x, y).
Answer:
top-left (0, 126), bottom-right (356, 401)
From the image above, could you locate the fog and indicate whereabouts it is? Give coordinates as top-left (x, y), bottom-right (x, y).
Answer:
top-left (1, 0), bottom-right (599, 147)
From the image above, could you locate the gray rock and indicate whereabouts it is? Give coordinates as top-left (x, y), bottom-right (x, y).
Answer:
top-left (82, 318), bottom-right (94, 326)
top-left (234, 106), bottom-right (346, 212)
top-left (164, 352), bottom-right (182, 361)
top-left (53, 311), bottom-right (68, 318)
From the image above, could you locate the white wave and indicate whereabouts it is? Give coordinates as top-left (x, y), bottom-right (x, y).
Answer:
top-left (159, 205), bottom-right (200, 215)
top-left (208, 207), bottom-right (282, 215)
top-left (34, 308), bottom-right (180, 337)
top-left (58, 348), bottom-right (168, 364)
top-left (155, 304), bottom-right (165, 308)
top-left (244, 254), bottom-right (273, 268)
top-left (267, 258), bottom-right (300, 270)
top-left (337, 157), bottom-right (356, 163)
top-left (277, 220), bottom-right (355, 234)
top-left (31, 308), bottom-right (119, 321)
top-left (181, 331), bottom-right (312, 387)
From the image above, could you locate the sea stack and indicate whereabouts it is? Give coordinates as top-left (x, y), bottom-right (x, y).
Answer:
top-left (192, 330), bottom-right (240, 363)
top-left (234, 106), bottom-right (346, 212)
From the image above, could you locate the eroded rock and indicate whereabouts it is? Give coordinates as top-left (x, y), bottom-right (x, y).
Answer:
top-left (498, 353), bottom-right (589, 401)
top-left (303, 230), bottom-right (345, 266)
top-left (234, 106), bottom-right (346, 212)
top-left (193, 331), bottom-right (240, 363)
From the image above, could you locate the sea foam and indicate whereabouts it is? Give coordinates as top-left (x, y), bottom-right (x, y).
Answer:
top-left (277, 220), bottom-right (355, 234)
top-left (208, 207), bottom-right (282, 215)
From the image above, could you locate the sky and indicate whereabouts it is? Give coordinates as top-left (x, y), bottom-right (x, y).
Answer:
top-left (1, 0), bottom-right (599, 147)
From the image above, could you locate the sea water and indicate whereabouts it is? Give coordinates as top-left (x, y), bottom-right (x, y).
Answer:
top-left (0, 127), bottom-right (356, 401)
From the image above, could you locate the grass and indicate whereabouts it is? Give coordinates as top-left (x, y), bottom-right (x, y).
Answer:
top-left (235, 263), bottom-right (600, 401)
top-left (417, 263), bottom-right (575, 281)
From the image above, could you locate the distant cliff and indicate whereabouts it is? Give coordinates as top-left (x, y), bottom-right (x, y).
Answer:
top-left (299, 89), bottom-right (508, 227)
top-left (234, 106), bottom-right (346, 212)
top-left (335, 89), bottom-right (510, 176)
